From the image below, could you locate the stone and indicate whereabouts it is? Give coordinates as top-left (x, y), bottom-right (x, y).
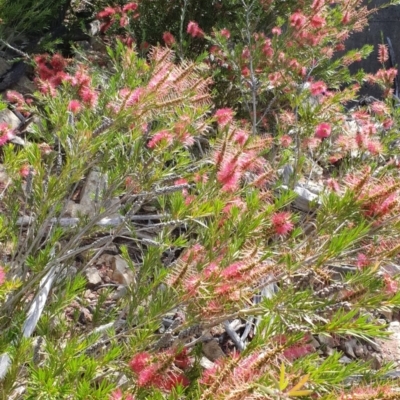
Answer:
top-left (111, 255), bottom-right (135, 286)
top-left (0, 109), bottom-right (20, 130)
top-left (79, 169), bottom-right (108, 217)
top-left (85, 267), bottom-right (102, 288)
top-left (202, 339), bottom-right (225, 362)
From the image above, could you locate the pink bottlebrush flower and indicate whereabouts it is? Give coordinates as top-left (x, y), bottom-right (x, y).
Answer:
top-left (217, 155), bottom-right (241, 192)
top-left (215, 108), bottom-right (234, 128)
top-left (366, 139), bottom-right (382, 155)
top-left (221, 261), bottom-right (245, 279)
top-left (310, 81), bottom-right (327, 96)
top-left (370, 101), bottom-right (389, 116)
top-left (19, 164), bottom-right (31, 178)
top-left (314, 123), bottom-right (331, 139)
top-left (174, 349), bottom-right (191, 369)
top-left (280, 134), bottom-right (292, 148)
top-left (97, 6), bottom-right (117, 19)
top-left (272, 26), bottom-right (282, 35)
top-left (271, 212), bottom-right (294, 236)
top-left (100, 20), bottom-right (114, 33)
top-left (147, 130), bottom-right (174, 148)
top-left (67, 99), bottom-right (81, 114)
top-left (187, 21), bottom-right (204, 38)
top-left (163, 31), bottom-right (175, 46)
top-left (0, 123), bottom-right (11, 146)
top-left (126, 88), bottom-right (144, 107)
top-left (356, 253), bottom-right (370, 269)
top-left (122, 2), bottom-right (138, 12)
top-left (137, 364), bottom-right (160, 387)
top-left (109, 389), bottom-right (123, 400)
top-left (326, 178), bottom-right (340, 192)
top-left (193, 172), bottom-right (208, 183)
top-left (310, 15), bottom-right (326, 28)
top-left (220, 28), bottom-right (230, 39)
top-left (302, 137), bottom-right (321, 150)
top-left (384, 274), bottom-right (398, 295)
top-left (0, 266), bottom-right (5, 285)
top-left (378, 44), bottom-right (389, 64)
top-left (311, 0), bottom-right (325, 10)
top-left (289, 11), bottom-right (307, 29)
top-left (284, 342), bottom-right (314, 361)
top-left (6, 90), bottom-right (25, 106)
top-left (129, 352), bottom-right (151, 374)
top-left (120, 15), bottom-right (129, 27)
top-left (79, 87), bottom-right (98, 108)
top-left (242, 47), bottom-right (250, 59)
top-left (233, 129), bottom-right (249, 145)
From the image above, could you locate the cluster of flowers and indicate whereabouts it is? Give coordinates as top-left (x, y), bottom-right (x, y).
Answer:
top-left (34, 53), bottom-right (98, 110)
top-left (129, 349), bottom-right (190, 391)
top-left (96, 2), bottom-right (139, 33)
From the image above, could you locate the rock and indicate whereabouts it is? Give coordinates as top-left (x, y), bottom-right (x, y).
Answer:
top-left (339, 355), bottom-right (352, 364)
top-left (85, 267), bottom-right (102, 288)
top-left (0, 109), bottom-right (20, 130)
top-left (111, 255), bottom-right (135, 286)
top-left (200, 356), bottom-right (215, 370)
top-left (79, 169), bottom-right (108, 217)
top-left (202, 339), bottom-right (225, 362)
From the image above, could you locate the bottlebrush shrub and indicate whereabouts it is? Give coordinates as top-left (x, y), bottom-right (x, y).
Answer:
top-left (1, 4), bottom-right (400, 400)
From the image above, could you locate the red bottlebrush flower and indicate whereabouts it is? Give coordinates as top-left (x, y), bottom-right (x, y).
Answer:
top-left (187, 21), bottom-right (204, 38)
top-left (289, 11), bottom-right (307, 29)
top-left (262, 39), bottom-right (274, 57)
top-left (215, 108), bottom-right (234, 128)
top-left (241, 66), bottom-right (250, 77)
top-left (310, 15), bottom-right (326, 28)
top-left (310, 81), bottom-right (327, 96)
top-left (97, 6), bottom-right (117, 19)
top-left (0, 266), bottom-right (5, 285)
top-left (271, 212), bottom-right (294, 236)
top-left (163, 31), bottom-right (175, 46)
top-left (242, 47), bottom-right (250, 59)
top-left (67, 100), bottom-right (81, 114)
top-left (314, 123), bottom-right (331, 139)
top-left (271, 26), bottom-right (282, 35)
top-left (280, 134), bottom-right (292, 148)
top-left (123, 2), bottom-right (138, 12)
top-left (220, 28), bottom-right (230, 39)
top-left (147, 131), bottom-right (173, 148)
top-left (129, 352), bottom-right (151, 374)
top-left (174, 349), bottom-right (191, 369)
top-left (383, 118), bottom-right (394, 129)
top-left (155, 372), bottom-right (190, 391)
top-left (50, 53), bottom-right (66, 71)
top-left (341, 11), bottom-right (351, 24)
